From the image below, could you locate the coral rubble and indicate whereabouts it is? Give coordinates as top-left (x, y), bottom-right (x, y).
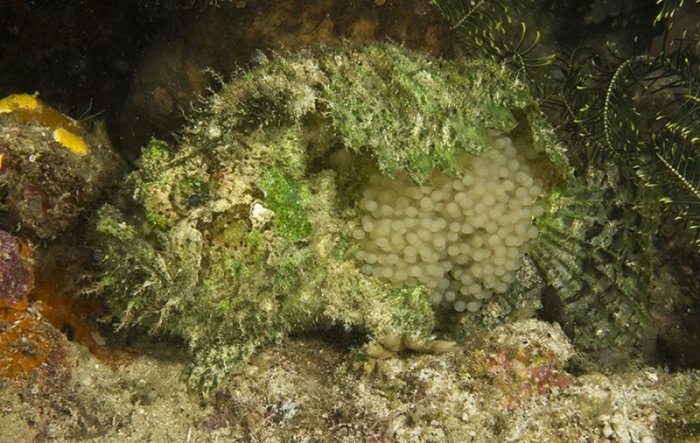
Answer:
top-left (0, 94), bottom-right (123, 239)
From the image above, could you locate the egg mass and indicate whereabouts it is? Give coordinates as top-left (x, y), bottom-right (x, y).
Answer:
top-left (355, 135), bottom-right (546, 312)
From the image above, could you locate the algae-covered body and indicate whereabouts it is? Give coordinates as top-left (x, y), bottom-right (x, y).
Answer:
top-left (95, 43), bottom-right (572, 391)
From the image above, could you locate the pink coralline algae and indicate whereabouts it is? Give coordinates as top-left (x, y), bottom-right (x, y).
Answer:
top-left (0, 229), bottom-right (32, 310)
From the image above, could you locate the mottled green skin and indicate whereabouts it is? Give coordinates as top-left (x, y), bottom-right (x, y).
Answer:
top-left (95, 43), bottom-right (570, 392)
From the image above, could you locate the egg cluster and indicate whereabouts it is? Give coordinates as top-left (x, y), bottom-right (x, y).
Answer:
top-left (353, 136), bottom-right (545, 312)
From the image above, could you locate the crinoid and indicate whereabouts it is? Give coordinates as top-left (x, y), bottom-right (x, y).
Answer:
top-left (429, 0), bottom-right (553, 81)
top-left (558, 36), bottom-right (700, 247)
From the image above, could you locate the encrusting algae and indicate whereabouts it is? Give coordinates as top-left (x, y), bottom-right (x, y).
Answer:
top-left (0, 93), bottom-right (128, 380)
top-left (0, 230), bottom-right (65, 379)
top-left (0, 229), bottom-right (131, 380)
top-left (0, 93), bottom-right (123, 239)
top-left (0, 94), bottom-right (88, 156)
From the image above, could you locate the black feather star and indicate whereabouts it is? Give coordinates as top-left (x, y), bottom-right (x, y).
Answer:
top-left (433, 0), bottom-right (700, 246)
top-left (429, 0), bottom-right (552, 80)
top-left (574, 37), bottom-right (700, 246)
